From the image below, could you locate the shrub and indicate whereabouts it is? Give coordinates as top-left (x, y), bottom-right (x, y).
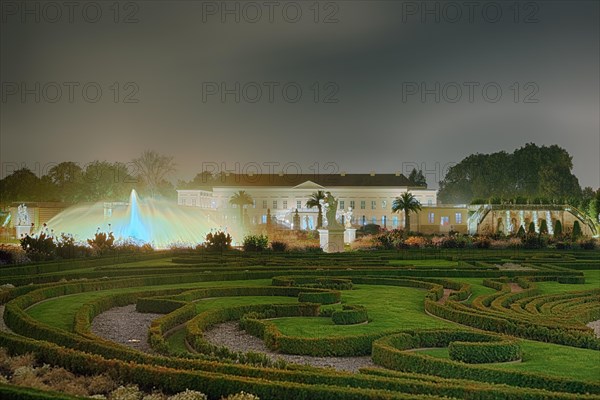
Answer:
top-left (242, 235), bottom-right (268, 252)
top-left (403, 236), bottom-right (428, 248)
top-left (167, 389), bottom-right (207, 400)
top-left (221, 392), bottom-right (259, 400)
top-left (472, 236), bottom-right (491, 249)
top-left (298, 291), bottom-right (340, 304)
top-left (270, 241), bottom-right (288, 252)
top-left (20, 234), bottom-right (56, 261)
top-left (331, 305), bottom-right (368, 325)
top-left (357, 224), bottom-right (381, 236)
top-left (578, 239), bottom-right (596, 250)
top-left (87, 231), bottom-right (115, 256)
top-left (204, 231), bottom-right (232, 252)
top-left (0, 244), bottom-right (30, 265)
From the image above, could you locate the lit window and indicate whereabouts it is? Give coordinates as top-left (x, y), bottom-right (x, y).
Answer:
top-left (360, 201), bottom-right (366, 210)
top-left (428, 212), bottom-right (435, 224)
top-left (283, 200), bottom-right (288, 209)
top-left (371, 216), bottom-right (377, 224)
top-left (441, 216), bottom-right (450, 226)
top-left (382, 215), bottom-right (387, 226)
top-left (371, 200), bottom-right (376, 210)
top-left (392, 216), bottom-right (398, 228)
top-left (262, 215), bottom-right (267, 224)
top-left (427, 199), bottom-right (433, 206)
top-left (262, 200), bottom-right (267, 209)
top-left (455, 213), bottom-right (462, 224)
top-left (296, 200), bottom-right (301, 210)
top-left (350, 200), bottom-right (355, 209)
top-left (361, 215), bottom-right (366, 225)
top-left (272, 200), bottom-right (278, 209)
top-left (382, 200), bottom-right (387, 209)
top-left (339, 200), bottom-right (345, 209)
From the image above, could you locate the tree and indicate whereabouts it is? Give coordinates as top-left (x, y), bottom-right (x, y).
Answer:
top-left (408, 168), bottom-right (427, 187)
top-left (439, 143), bottom-right (583, 204)
top-left (47, 162), bottom-right (83, 202)
top-left (516, 225), bottom-right (526, 238)
top-left (392, 192), bottom-right (422, 231)
top-left (229, 190), bottom-right (253, 226)
top-left (0, 168), bottom-right (57, 204)
top-left (572, 221), bottom-right (583, 240)
top-left (588, 189), bottom-right (600, 224)
top-left (539, 219), bottom-right (548, 235)
top-left (306, 190), bottom-right (326, 229)
top-left (527, 221), bottom-right (536, 235)
top-left (554, 220), bottom-right (563, 237)
top-left (132, 150), bottom-right (176, 198)
top-left (81, 161), bottom-right (135, 202)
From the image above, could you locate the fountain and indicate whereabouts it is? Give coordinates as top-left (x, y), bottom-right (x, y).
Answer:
top-left (44, 190), bottom-right (221, 248)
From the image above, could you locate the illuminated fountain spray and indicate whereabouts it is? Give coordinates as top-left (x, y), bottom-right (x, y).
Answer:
top-left (505, 210), bottom-right (512, 234)
top-left (533, 211), bottom-right (539, 233)
top-left (519, 210), bottom-right (525, 230)
top-left (44, 189), bottom-right (227, 249)
top-left (546, 210), bottom-right (554, 235)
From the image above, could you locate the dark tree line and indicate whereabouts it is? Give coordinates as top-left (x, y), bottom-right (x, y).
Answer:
top-left (438, 143), bottom-right (599, 221)
top-left (0, 151), bottom-right (176, 205)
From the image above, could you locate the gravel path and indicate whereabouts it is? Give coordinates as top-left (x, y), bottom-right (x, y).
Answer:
top-left (508, 283), bottom-right (524, 293)
top-left (91, 305), bottom-right (162, 353)
top-left (587, 320), bottom-right (600, 338)
top-left (0, 305), bottom-right (13, 333)
top-left (438, 289), bottom-right (455, 304)
top-left (203, 321), bottom-right (374, 373)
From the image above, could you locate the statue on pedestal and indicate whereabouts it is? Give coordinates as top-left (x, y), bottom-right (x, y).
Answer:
top-left (17, 204), bottom-right (29, 226)
top-left (325, 192), bottom-right (342, 229)
top-left (344, 207), bottom-right (353, 228)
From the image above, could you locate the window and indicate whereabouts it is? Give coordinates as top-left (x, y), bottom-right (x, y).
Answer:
top-left (382, 200), bottom-right (387, 209)
top-left (283, 200), bottom-right (288, 209)
top-left (360, 200), bottom-right (366, 210)
top-left (382, 215), bottom-right (387, 226)
top-left (455, 213), bottom-right (462, 224)
top-left (296, 200), bottom-right (301, 210)
top-left (339, 200), bottom-right (345, 210)
top-left (191, 198), bottom-right (196, 206)
top-left (350, 200), bottom-right (355, 209)
top-left (371, 200), bottom-right (376, 210)
top-left (371, 216), bottom-right (377, 224)
top-left (428, 212), bottom-right (435, 224)
top-left (392, 216), bottom-right (399, 228)
top-left (361, 215), bottom-right (366, 225)
top-left (252, 200), bottom-right (256, 208)
top-left (441, 216), bottom-right (450, 226)
top-left (272, 200), bottom-right (277, 209)
top-left (262, 215), bottom-right (267, 224)
top-left (262, 200), bottom-right (267, 209)
top-left (427, 199), bottom-right (433, 206)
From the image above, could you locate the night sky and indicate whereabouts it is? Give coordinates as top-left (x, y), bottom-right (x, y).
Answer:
top-left (1, 1), bottom-right (598, 188)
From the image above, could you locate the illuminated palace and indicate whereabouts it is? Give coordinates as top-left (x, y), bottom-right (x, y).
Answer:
top-left (176, 172), bottom-right (597, 236)
top-left (176, 172), bottom-right (465, 233)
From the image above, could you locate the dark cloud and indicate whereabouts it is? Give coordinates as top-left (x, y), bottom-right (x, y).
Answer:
top-left (1, 1), bottom-right (598, 188)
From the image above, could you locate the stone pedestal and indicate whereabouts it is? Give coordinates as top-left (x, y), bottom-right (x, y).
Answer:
top-left (344, 228), bottom-right (356, 244)
top-left (15, 225), bottom-right (31, 238)
top-left (318, 228), bottom-right (345, 253)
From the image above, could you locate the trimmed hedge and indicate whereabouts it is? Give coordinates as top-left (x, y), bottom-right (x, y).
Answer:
top-left (297, 291), bottom-right (340, 304)
top-left (449, 340), bottom-right (522, 363)
top-left (332, 305), bottom-right (369, 325)
top-left (372, 330), bottom-right (600, 395)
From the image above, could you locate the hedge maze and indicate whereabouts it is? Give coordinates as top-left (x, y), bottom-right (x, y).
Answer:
top-left (1, 249), bottom-right (599, 399)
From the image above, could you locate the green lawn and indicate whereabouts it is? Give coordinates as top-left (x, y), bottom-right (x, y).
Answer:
top-left (272, 284), bottom-right (455, 338)
top-left (26, 279), bottom-right (271, 331)
top-left (417, 339), bottom-right (600, 382)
